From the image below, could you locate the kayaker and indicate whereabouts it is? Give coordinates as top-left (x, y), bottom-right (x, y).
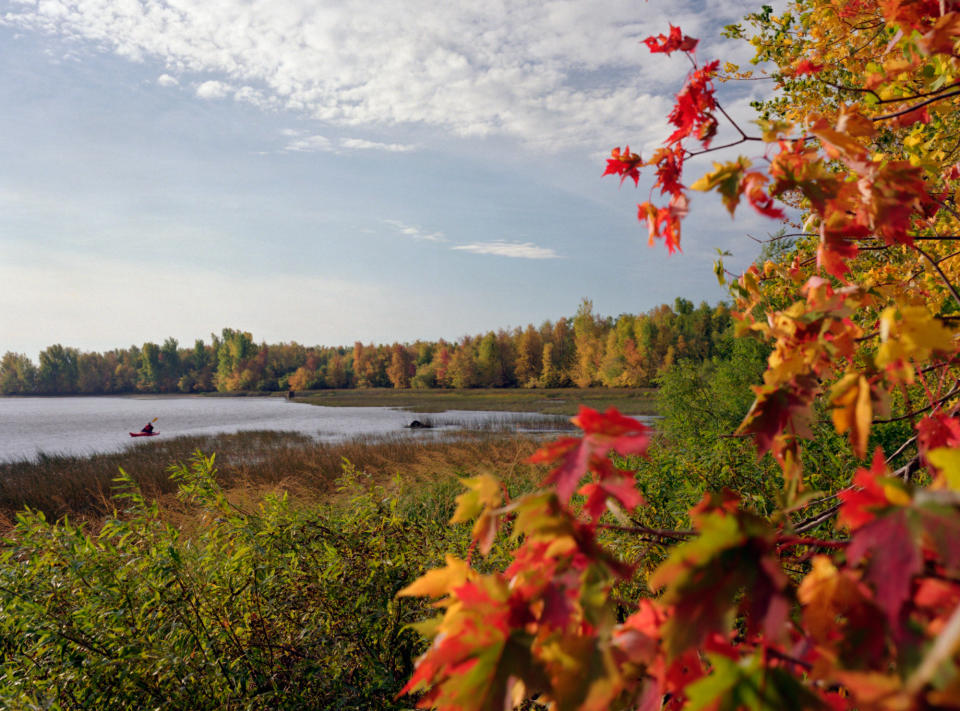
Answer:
top-left (140, 422), bottom-right (154, 434)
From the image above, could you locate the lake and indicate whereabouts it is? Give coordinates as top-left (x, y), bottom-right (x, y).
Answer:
top-left (0, 396), bottom-right (579, 463)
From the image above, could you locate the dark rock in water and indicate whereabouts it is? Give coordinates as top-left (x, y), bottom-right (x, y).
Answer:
top-left (409, 420), bottom-right (424, 429)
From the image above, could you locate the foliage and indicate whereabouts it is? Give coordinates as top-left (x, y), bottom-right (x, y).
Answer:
top-left (400, 3), bottom-right (960, 710)
top-left (1, 303), bottom-right (729, 395)
top-left (0, 454), bottom-right (474, 709)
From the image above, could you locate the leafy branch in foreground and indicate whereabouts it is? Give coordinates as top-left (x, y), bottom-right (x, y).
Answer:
top-left (401, 2), bottom-right (960, 709)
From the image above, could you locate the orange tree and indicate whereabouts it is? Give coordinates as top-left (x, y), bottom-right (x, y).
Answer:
top-left (398, 2), bottom-right (960, 709)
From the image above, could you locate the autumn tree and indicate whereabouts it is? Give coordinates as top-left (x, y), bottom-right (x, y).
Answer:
top-left (514, 325), bottom-right (543, 387)
top-left (387, 343), bottom-right (413, 389)
top-left (399, 4), bottom-right (960, 710)
top-left (448, 338), bottom-right (479, 389)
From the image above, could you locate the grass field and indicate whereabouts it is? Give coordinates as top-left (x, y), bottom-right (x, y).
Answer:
top-left (292, 386), bottom-right (657, 415)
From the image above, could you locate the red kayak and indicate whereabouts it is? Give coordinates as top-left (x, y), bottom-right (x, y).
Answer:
top-left (129, 431), bottom-right (160, 437)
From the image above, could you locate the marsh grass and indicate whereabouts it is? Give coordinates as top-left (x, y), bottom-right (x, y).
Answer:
top-left (295, 386), bottom-right (658, 415)
top-left (0, 430), bottom-right (544, 528)
top-left (405, 412), bottom-right (577, 432)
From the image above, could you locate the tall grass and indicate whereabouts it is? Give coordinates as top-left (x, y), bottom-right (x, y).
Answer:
top-left (0, 430), bottom-right (544, 528)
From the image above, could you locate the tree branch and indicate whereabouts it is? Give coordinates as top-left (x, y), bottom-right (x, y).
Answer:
top-left (870, 88), bottom-right (960, 122)
top-left (914, 244), bottom-right (960, 309)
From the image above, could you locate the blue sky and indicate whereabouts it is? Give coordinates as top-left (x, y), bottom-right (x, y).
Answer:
top-left (0, 0), bottom-right (782, 359)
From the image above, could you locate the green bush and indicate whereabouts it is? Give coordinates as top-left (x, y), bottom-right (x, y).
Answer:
top-left (0, 454), bottom-right (469, 710)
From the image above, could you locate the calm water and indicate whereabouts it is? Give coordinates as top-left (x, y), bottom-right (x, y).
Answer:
top-left (0, 396), bottom-right (572, 463)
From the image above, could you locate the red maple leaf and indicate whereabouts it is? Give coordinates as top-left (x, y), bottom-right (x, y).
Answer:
top-left (603, 145), bottom-right (643, 187)
top-left (667, 60), bottom-right (720, 147)
top-left (637, 193), bottom-right (688, 254)
top-left (739, 378), bottom-right (815, 457)
top-left (838, 448), bottom-right (890, 530)
top-left (817, 213), bottom-right (867, 280)
top-left (916, 414), bottom-right (960, 459)
top-left (793, 59), bottom-right (824, 76)
top-left (643, 25), bottom-right (699, 55)
top-left (579, 475), bottom-right (646, 520)
top-left (651, 145), bottom-right (685, 197)
top-left (527, 407), bottom-right (649, 507)
top-left (889, 105), bottom-right (931, 128)
top-left (846, 508), bottom-right (922, 628)
top-left (742, 172), bottom-right (786, 219)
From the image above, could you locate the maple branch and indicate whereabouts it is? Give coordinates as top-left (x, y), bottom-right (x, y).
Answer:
top-left (873, 381), bottom-right (960, 423)
top-left (713, 99), bottom-right (753, 142)
top-left (685, 135), bottom-right (761, 158)
top-left (871, 88), bottom-right (960, 122)
top-left (793, 502), bottom-right (842, 534)
top-left (935, 200), bottom-right (960, 224)
top-left (595, 522), bottom-right (694, 540)
top-left (818, 79), bottom-right (881, 104)
top-left (878, 80), bottom-right (960, 105)
top-left (893, 455), bottom-right (921, 483)
top-left (914, 244), bottom-right (960, 309)
top-left (775, 535), bottom-right (848, 549)
top-left (885, 435), bottom-right (918, 464)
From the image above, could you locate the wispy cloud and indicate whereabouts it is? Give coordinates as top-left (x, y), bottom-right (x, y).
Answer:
top-left (384, 219), bottom-right (446, 243)
top-left (452, 241), bottom-right (559, 259)
top-left (0, 1), bottom-right (757, 149)
top-left (284, 134), bottom-right (416, 154)
top-left (340, 138), bottom-right (415, 152)
top-left (156, 73), bottom-right (178, 87)
top-left (284, 134), bottom-right (333, 152)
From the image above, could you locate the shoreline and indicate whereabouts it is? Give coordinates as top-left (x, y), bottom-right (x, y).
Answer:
top-left (0, 387), bottom-right (659, 416)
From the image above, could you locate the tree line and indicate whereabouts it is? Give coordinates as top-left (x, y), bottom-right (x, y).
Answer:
top-left (1, 298), bottom-right (732, 395)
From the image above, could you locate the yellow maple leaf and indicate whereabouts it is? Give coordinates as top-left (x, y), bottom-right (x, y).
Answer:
top-left (926, 448), bottom-right (960, 490)
top-left (690, 157), bottom-right (752, 215)
top-left (830, 373), bottom-right (872, 459)
top-left (397, 555), bottom-right (471, 599)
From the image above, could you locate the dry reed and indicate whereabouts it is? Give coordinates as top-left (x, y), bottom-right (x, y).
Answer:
top-left (0, 430), bottom-right (544, 528)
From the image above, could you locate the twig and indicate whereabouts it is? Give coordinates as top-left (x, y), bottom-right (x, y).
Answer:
top-left (776, 535), bottom-right (848, 549)
top-left (595, 522), bottom-right (694, 540)
top-left (873, 382), bottom-right (960, 424)
top-left (793, 502), bottom-right (843, 534)
top-left (871, 88), bottom-right (960, 122)
top-left (914, 244), bottom-right (960, 309)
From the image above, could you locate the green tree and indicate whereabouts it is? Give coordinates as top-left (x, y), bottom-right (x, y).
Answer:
top-left (137, 342), bottom-right (161, 392)
top-left (37, 344), bottom-right (79, 394)
top-left (0, 352), bottom-right (37, 394)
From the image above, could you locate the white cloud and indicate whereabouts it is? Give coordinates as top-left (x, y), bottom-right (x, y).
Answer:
top-left (340, 138), bottom-right (415, 152)
top-left (384, 219), bottom-right (446, 243)
top-left (283, 134), bottom-right (416, 153)
top-left (195, 79), bottom-right (232, 99)
top-left (453, 241), bottom-right (559, 259)
top-left (2, 0), bottom-right (762, 150)
top-left (233, 85), bottom-right (270, 107)
top-left (156, 73), bottom-right (178, 87)
top-left (284, 133), bottom-right (332, 152)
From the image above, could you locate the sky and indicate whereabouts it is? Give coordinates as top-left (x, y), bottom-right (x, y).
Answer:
top-left (0, 0), bottom-right (784, 359)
